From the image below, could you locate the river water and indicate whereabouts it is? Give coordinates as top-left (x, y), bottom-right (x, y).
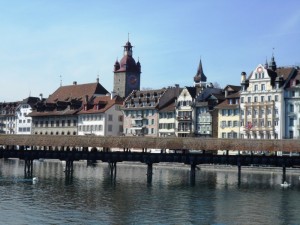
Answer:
top-left (0, 158), bottom-right (300, 225)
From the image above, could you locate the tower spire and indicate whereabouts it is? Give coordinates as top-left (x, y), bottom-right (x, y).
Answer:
top-left (194, 58), bottom-right (207, 83)
top-left (269, 48), bottom-right (277, 71)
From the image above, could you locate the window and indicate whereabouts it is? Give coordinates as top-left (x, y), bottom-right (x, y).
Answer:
top-left (51, 121), bottom-right (54, 127)
top-left (108, 125), bottom-right (113, 132)
top-left (268, 121), bottom-right (271, 127)
top-left (221, 121), bottom-right (226, 128)
top-left (254, 97), bottom-right (258, 102)
top-left (268, 96), bottom-right (271, 102)
top-left (56, 121), bottom-right (59, 127)
top-left (289, 131), bottom-right (294, 139)
top-left (241, 97), bottom-right (244, 103)
top-left (290, 104), bottom-right (294, 112)
top-left (247, 97), bottom-right (251, 103)
top-left (67, 120), bottom-right (71, 126)
top-left (254, 109), bottom-right (258, 116)
top-left (254, 85), bottom-right (258, 91)
top-left (222, 132), bottom-right (226, 138)
top-left (222, 109), bottom-right (226, 116)
top-left (289, 118), bottom-right (294, 126)
top-left (108, 115), bottom-right (113, 121)
top-left (261, 84), bottom-right (265, 91)
top-left (275, 95), bottom-right (278, 101)
top-left (118, 115), bottom-right (123, 122)
top-left (233, 121), bottom-right (238, 127)
top-left (261, 96), bottom-right (264, 102)
top-left (61, 120), bottom-right (65, 127)
top-left (228, 121), bottom-right (232, 127)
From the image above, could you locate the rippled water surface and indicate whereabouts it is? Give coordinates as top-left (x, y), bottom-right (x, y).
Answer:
top-left (1, 159), bottom-right (300, 225)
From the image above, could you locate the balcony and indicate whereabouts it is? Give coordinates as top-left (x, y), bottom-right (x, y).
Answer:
top-left (176, 128), bottom-right (191, 133)
top-left (244, 126), bottom-right (274, 132)
top-left (131, 115), bottom-right (144, 120)
top-left (177, 116), bottom-right (191, 121)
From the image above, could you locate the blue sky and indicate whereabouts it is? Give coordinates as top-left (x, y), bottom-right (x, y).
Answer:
top-left (1, 0), bottom-right (300, 102)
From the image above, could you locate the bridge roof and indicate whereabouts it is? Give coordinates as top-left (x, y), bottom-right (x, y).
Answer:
top-left (0, 135), bottom-right (300, 152)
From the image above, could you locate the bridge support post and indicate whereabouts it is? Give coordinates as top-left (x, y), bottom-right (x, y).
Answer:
top-left (147, 163), bottom-right (153, 183)
top-left (190, 163), bottom-right (196, 185)
top-left (109, 162), bottom-right (117, 179)
top-left (24, 159), bottom-right (33, 177)
top-left (65, 160), bottom-right (74, 174)
top-left (282, 164), bottom-right (286, 183)
top-left (238, 161), bottom-right (241, 186)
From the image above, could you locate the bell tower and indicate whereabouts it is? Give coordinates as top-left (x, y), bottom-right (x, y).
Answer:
top-left (113, 39), bottom-right (141, 98)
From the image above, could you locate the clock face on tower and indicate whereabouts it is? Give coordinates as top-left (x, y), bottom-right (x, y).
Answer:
top-left (128, 75), bottom-right (138, 87)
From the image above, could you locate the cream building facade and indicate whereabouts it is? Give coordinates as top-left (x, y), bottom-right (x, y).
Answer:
top-left (239, 57), bottom-right (297, 139)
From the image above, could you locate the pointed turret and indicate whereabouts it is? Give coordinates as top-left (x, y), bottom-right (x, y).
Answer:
top-left (269, 54), bottom-right (277, 71)
top-left (194, 59), bottom-right (207, 83)
top-left (114, 59), bottom-right (120, 72)
top-left (264, 58), bottom-right (269, 69)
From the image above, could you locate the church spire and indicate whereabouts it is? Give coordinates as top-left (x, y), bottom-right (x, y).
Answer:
top-left (264, 57), bottom-right (268, 69)
top-left (269, 49), bottom-right (277, 71)
top-left (194, 58), bottom-right (207, 83)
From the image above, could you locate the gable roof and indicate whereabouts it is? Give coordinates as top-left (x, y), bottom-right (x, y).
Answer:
top-left (47, 82), bottom-right (108, 103)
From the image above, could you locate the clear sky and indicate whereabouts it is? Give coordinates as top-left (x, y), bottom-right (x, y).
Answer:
top-left (1, 0), bottom-right (300, 102)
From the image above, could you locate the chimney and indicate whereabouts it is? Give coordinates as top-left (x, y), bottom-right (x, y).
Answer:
top-left (39, 93), bottom-right (43, 100)
top-left (111, 91), bottom-right (116, 99)
top-left (225, 89), bottom-right (228, 98)
top-left (73, 81), bottom-right (77, 85)
top-left (85, 95), bottom-right (89, 103)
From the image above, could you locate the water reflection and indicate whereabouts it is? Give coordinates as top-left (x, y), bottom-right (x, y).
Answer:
top-left (0, 159), bottom-right (300, 225)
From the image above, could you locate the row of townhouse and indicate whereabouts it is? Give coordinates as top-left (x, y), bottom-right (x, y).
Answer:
top-left (28, 80), bottom-right (124, 137)
top-left (0, 81), bottom-right (124, 137)
top-left (1, 39), bottom-right (299, 140)
top-left (0, 97), bottom-right (40, 134)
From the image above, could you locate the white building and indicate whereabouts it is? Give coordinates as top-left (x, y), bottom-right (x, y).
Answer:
top-left (78, 95), bottom-right (124, 136)
top-left (15, 97), bottom-right (40, 135)
top-left (284, 68), bottom-right (300, 139)
top-left (240, 56), bottom-right (297, 139)
top-left (175, 87), bottom-right (196, 137)
top-left (0, 102), bottom-right (19, 134)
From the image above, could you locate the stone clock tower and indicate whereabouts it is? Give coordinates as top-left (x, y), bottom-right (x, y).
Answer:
top-left (113, 40), bottom-right (141, 98)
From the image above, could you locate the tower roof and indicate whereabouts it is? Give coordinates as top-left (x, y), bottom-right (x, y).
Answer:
top-left (114, 40), bottom-right (140, 73)
top-left (194, 59), bottom-right (207, 83)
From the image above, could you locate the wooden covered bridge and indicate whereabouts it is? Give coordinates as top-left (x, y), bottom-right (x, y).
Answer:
top-left (1, 134), bottom-right (300, 183)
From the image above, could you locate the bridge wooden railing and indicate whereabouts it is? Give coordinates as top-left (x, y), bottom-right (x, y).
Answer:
top-left (1, 134), bottom-right (300, 152)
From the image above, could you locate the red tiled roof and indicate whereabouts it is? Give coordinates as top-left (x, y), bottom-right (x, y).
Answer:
top-left (47, 82), bottom-right (108, 103)
top-left (78, 96), bottom-right (123, 114)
